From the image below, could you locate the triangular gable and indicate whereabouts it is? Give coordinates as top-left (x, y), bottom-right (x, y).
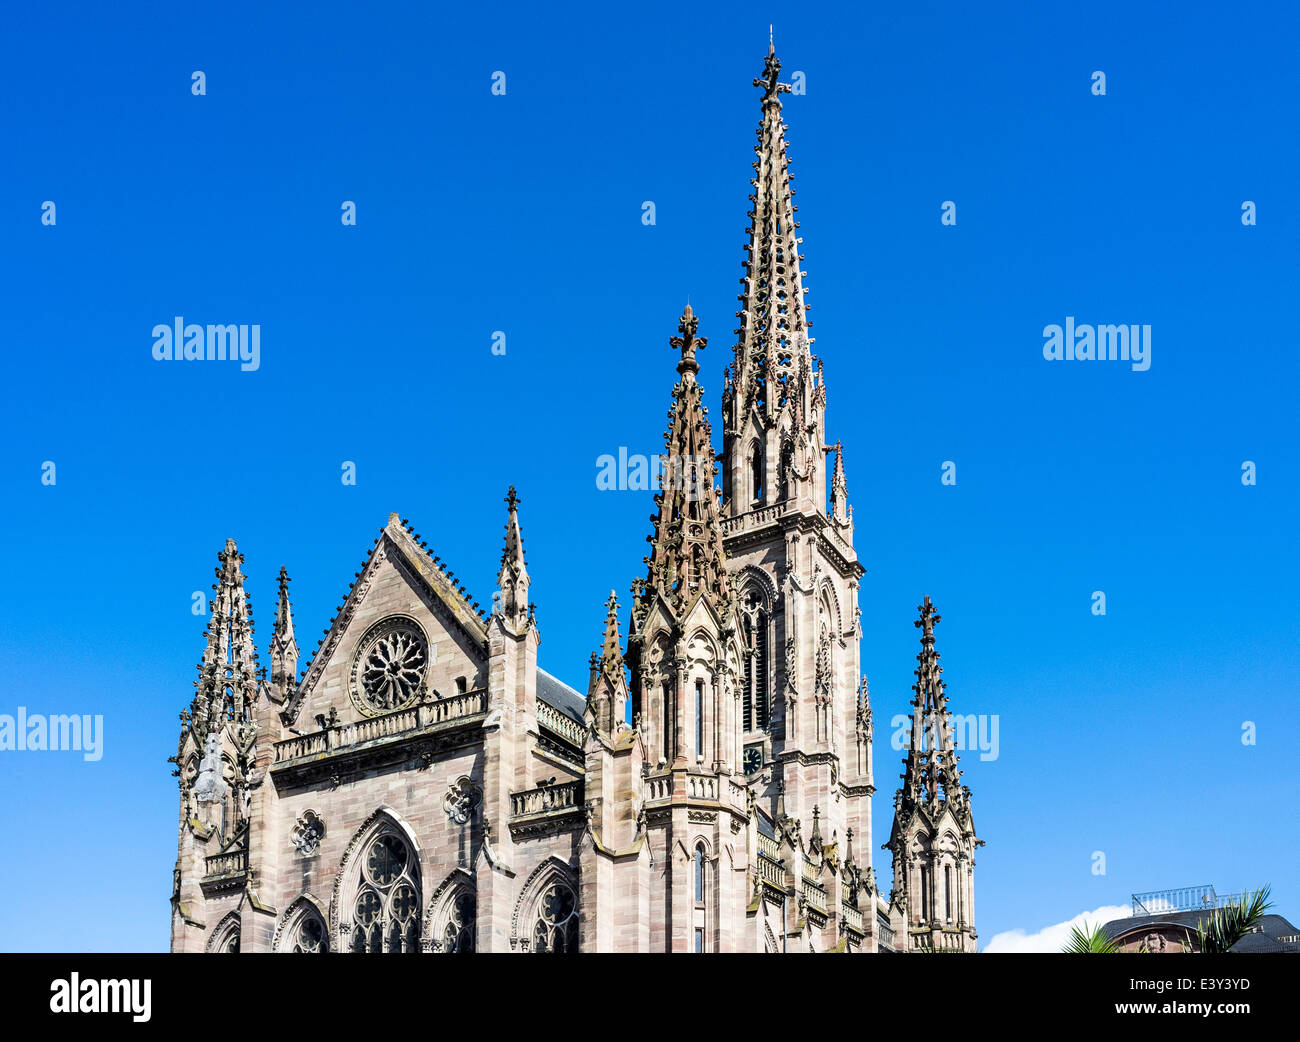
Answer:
top-left (283, 514), bottom-right (489, 724)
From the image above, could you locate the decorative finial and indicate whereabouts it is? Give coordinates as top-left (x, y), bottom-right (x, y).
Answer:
top-left (670, 303), bottom-right (706, 378)
top-left (755, 42), bottom-right (790, 100)
top-left (505, 485), bottom-right (519, 512)
top-left (769, 24), bottom-right (774, 54)
top-left (915, 595), bottom-right (941, 641)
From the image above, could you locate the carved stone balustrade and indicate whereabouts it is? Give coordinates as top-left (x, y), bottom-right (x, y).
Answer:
top-left (271, 689), bottom-right (489, 785)
top-left (507, 778), bottom-right (585, 839)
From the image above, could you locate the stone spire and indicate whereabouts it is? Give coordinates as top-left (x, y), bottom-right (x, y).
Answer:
top-left (496, 485), bottom-right (531, 629)
top-left (189, 539), bottom-right (260, 741)
top-left (900, 597), bottom-right (964, 808)
top-left (270, 565), bottom-right (299, 693)
top-left (721, 45), bottom-right (832, 519)
top-left (829, 441), bottom-right (850, 525)
top-left (635, 305), bottom-right (733, 621)
top-left (598, 590), bottom-right (624, 674)
top-left (885, 596), bottom-right (980, 952)
top-left (586, 590), bottom-right (628, 735)
top-left (855, 674), bottom-right (872, 741)
top-left (725, 43), bottom-right (813, 422)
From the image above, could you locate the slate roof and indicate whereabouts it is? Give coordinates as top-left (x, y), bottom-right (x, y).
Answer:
top-left (537, 670), bottom-right (586, 724)
top-left (1101, 910), bottom-right (1300, 953)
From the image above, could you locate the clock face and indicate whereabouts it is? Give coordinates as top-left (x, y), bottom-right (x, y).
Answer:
top-left (743, 746), bottom-right (763, 775)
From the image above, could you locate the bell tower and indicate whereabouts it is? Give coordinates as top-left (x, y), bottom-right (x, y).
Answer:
top-left (719, 45), bottom-right (873, 935)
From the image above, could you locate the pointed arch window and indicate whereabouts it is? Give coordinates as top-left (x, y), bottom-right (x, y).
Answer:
top-left (690, 544), bottom-right (705, 592)
top-left (442, 890), bottom-right (475, 953)
top-left (816, 595), bottom-right (833, 694)
top-left (741, 588), bottom-right (770, 732)
top-left (349, 831), bottom-right (421, 953)
top-left (748, 441), bottom-right (764, 506)
top-left (288, 907), bottom-right (328, 953)
top-left (532, 880), bottom-right (579, 953)
top-left (210, 915), bottom-right (240, 953)
top-left (694, 679), bottom-right (704, 761)
top-left (693, 842), bottom-right (711, 952)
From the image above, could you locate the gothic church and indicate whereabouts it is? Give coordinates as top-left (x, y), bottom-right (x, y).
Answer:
top-left (170, 46), bottom-right (981, 954)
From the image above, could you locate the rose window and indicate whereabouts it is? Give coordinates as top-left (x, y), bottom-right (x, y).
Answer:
top-left (361, 630), bottom-right (425, 709)
top-left (351, 618), bottom-right (428, 714)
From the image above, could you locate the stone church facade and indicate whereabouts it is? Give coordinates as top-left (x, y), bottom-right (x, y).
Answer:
top-left (169, 46), bottom-right (980, 954)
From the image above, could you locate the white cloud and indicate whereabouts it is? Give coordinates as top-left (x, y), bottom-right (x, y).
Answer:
top-left (984, 904), bottom-right (1133, 953)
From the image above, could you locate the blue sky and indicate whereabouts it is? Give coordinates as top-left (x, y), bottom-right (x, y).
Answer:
top-left (0, 1), bottom-right (1296, 951)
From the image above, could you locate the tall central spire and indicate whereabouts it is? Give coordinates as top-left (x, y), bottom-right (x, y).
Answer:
top-left (722, 46), bottom-right (835, 520)
top-left (727, 43), bottom-right (811, 420)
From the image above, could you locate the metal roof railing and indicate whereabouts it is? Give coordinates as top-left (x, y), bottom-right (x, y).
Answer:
top-left (1131, 885), bottom-right (1246, 917)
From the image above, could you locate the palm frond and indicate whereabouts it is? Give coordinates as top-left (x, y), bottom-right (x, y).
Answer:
top-left (1195, 885), bottom-right (1273, 954)
top-left (1062, 922), bottom-right (1121, 953)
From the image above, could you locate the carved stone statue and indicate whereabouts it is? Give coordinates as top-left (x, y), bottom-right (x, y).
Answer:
top-left (194, 732), bottom-right (226, 804)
